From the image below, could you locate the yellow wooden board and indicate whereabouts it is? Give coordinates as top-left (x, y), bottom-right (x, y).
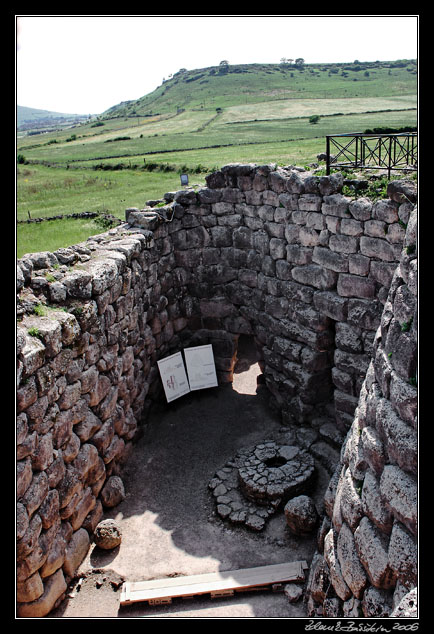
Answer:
top-left (120, 561), bottom-right (308, 606)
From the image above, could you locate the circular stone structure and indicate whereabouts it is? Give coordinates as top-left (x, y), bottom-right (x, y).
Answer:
top-left (209, 440), bottom-right (316, 531)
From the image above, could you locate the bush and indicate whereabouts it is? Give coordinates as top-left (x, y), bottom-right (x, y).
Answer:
top-left (363, 126), bottom-right (417, 134)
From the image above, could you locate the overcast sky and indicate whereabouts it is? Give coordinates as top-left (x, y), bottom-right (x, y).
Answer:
top-left (16, 15), bottom-right (419, 115)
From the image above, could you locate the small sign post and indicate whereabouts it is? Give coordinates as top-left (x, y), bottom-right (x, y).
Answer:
top-left (180, 174), bottom-right (189, 186)
top-left (184, 344), bottom-right (218, 391)
top-left (157, 352), bottom-right (190, 403)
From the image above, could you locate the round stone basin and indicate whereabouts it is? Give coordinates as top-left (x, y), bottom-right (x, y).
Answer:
top-left (209, 439), bottom-right (316, 531)
top-left (237, 441), bottom-right (315, 506)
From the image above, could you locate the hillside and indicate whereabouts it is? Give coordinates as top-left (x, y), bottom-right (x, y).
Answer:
top-left (17, 105), bottom-right (94, 132)
top-left (102, 59), bottom-right (417, 119)
top-left (17, 58), bottom-right (417, 170)
top-left (17, 58), bottom-right (417, 257)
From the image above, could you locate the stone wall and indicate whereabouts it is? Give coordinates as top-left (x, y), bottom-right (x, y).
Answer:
top-left (16, 163), bottom-right (417, 617)
top-left (306, 200), bottom-right (418, 618)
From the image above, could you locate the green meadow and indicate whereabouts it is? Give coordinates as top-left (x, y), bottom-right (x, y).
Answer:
top-left (17, 59), bottom-right (417, 257)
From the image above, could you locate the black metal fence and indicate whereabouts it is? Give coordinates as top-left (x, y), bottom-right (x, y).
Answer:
top-left (326, 132), bottom-right (417, 178)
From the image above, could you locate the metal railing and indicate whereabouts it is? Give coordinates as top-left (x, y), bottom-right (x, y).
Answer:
top-left (326, 132), bottom-right (417, 178)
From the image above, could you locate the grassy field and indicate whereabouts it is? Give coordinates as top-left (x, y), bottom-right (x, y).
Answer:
top-left (16, 60), bottom-right (417, 258)
top-left (17, 217), bottom-right (116, 256)
top-left (16, 165), bottom-right (186, 222)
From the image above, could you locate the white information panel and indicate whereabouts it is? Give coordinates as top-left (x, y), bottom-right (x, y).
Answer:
top-left (157, 352), bottom-right (191, 403)
top-left (184, 344), bottom-right (218, 391)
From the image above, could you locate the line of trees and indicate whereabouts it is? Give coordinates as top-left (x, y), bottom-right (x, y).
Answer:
top-left (280, 58), bottom-right (305, 66)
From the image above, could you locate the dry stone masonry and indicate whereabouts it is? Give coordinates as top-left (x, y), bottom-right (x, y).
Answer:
top-left (306, 191), bottom-right (418, 618)
top-left (209, 439), bottom-right (316, 531)
top-left (16, 163), bottom-right (417, 617)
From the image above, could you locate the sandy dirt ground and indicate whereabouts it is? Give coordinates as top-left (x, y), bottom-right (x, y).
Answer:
top-left (48, 340), bottom-right (329, 619)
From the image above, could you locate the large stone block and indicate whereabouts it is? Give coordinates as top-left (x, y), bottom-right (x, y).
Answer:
top-left (380, 465), bottom-right (417, 535)
top-left (362, 586), bottom-right (393, 618)
top-left (322, 193), bottom-right (351, 217)
top-left (360, 426), bottom-right (387, 477)
top-left (20, 336), bottom-right (46, 378)
top-left (312, 246), bottom-right (348, 273)
top-left (17, 568), bottom-right (67, 617)
top-left (336, 467), bottom-right (364, 531)
top-left (341, 218), bottom-right (363, 236)
top-left (40, 531), bottom-right (67, 578)
top-left (299, 195), bottom-right (323, 213)
top-left (284, 495), bottom-right (319, 536)
top-left (360, 236), bottom-right (397, 262)
top-left (337, 274), bottom-right (376, 299)
top-left (318, 173), bottom-right (344, 196)
top-left (313, 290), bottom-right (348, 321)
top-left (306, 553), bottom-right (331, 604)
top-left (347, 298), bottom-right (382, 331)
top-left (384, 318), bottom-right (417, 381)
top-left (329, 234), bottom-right (358, 254)
top-left (292, 264), bottom-right (338, 290)
top-left (387, 180), bottom-right (417, 204)
top-left (388, 521), bottom-right (417, 587)
top-left (324, 528), bottom-right (351, 601)
top-left (337, 522), bottom-right (368, 598)
top-left (361, 470), bottom-right (393, 533)
top-left (21, 471), bottom-right (49, 519)
top-left (233, 226), bottom-right (253, 249)
top-left (17, 570), bottom-right (44, 603)
top-left (354, 517), bottom-right (396, 589)
top-left (213, 201), bottom-right (235, 216)
top-left (373, 199), bottom-right (399, 224)
top-left (376, 398), bottom-right (417, 474)
top-left (62, 528), bottom-right (90, 578)
top-left (389, 370), bottom-right (417, 427)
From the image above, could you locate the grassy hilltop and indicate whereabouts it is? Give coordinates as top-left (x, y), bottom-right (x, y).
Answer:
top-left (17, 59), bottom-right (417, 256)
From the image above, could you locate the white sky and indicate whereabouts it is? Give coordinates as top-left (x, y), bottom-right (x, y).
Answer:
top-left (16, 15), bottom-right (419, 115)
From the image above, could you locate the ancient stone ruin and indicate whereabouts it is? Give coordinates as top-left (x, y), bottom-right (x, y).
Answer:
top-left (16, 163), bottom-right (417, 618)
top-left (209, 440), bottom-right (316, 531)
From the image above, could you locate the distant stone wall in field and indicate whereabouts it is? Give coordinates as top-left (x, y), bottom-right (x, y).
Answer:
top-left (16, 163), bottom-right (417, 617)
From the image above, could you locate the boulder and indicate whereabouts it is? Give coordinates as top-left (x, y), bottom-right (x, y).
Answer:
top-left (284, 495), bottom-right (319, 536)
top-left (100, 476), bottom-right (125, 508)
top-left (94, 519), bottom-right (122, 550)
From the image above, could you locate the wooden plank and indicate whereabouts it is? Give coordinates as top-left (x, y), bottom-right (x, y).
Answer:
top-left (126, 561), bottom-right (306, 593)
top-left (120, 561), bottom-right (307, 606)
